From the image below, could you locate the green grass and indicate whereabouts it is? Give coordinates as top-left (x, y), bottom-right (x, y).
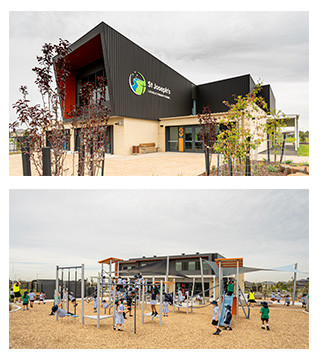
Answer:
top-left (297, 144), bottom-right (309, 157)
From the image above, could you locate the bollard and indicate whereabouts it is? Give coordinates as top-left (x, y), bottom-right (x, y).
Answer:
top-left (42, 147), bottom-right (51, 176)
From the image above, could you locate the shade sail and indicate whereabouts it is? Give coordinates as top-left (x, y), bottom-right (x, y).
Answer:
top-left (119, 258), bottom-right (189, 278)
top-left (204, 260), bottom-right (307, 276)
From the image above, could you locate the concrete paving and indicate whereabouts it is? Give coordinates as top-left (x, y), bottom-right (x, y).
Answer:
top-left (9, 150), bottom-right (309, 176)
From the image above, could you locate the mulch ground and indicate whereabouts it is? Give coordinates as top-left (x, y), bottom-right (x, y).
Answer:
top-left (9, 300), bottom-right (308, 349)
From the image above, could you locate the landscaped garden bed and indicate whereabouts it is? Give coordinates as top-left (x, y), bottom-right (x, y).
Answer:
top-left (198, 160), bottom-right (309, 176)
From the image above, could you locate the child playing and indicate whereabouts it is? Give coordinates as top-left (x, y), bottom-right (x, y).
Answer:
top-left (10, 288), bottom-right (14, 302)
top-left (301, 293), bottom-right (307, 308)
top-left (150, 285), bottom-right (159, 316)
top-left (223, 304), bottom-right (232, 330)
top-left (284, 295), bottom-right (290, 306)
top-left (178, 287), bottom-right (184, 306)
top-left (68, 291), bottom-right (78, 308)
top-left (260, 301), bottom-right (270, 330)
top-left (22, 291), bottom-right (29, 311)
top-left (29, 289), bottom-right (36, 308)
top-left (50, 304), bottom-right (76, 317)
top-left (276, 290), bottom-right (281, 303)
top-left (114, 299), bottom-right (128, 331)
top-left (211, 300), bottom-right (221, 335)
top-left (271, 291), bottom-right (275, 301)
top-left (93, 294), bottom-right (98, 313)
top-left (39, 291), bottom-right (46, 304)
top-left (226, 279), bottom-right (234, 296)
top-left (162, 296), bottom-right (169, 317)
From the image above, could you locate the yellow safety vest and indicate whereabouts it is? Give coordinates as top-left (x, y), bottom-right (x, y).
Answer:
top-left (13, 284), bottom-right (20, 293)
top-left (249, 292), bottom-right (255, 300)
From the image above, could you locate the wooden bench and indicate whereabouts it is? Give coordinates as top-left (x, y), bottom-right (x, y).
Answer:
top-left (139, 143), bottom-right (160, 154)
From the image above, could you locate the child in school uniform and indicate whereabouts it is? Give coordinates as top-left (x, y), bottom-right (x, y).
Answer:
top-left (50, 304), bottom-right (75, 317)
top-left (150, 285), bottom-right (159, 316)
top-left (22, 291), bottom-right (29, 311)
top-left (260, 301), bottom-right (270, 330)
top-left (114, 299), bottom-right (128, 331)
top-left (178, 287), bottom-right (184, 306)
top-left (284, 295), bottom-right (290, 306)
top-left (126, 289), bottom-right (133, 317)
top-left (271, 291), bottom-right (275, 301)
top-left (211, 300), bottom-right (221, 335)
top-left (28, 289), bottom-right (36, 308)
top-left (68, 291), bottom-right (78, 308)
top-left (93, 294), bottom-right (98, 313)
top-left (10, 288), bottom-right (14, 302)
top-left (223, 304), bottom-right (232, 330)
top-left (162, 296), bottom-right (169, 317)
top-left (301, 294), bottom-right (307, 308)
top-left (276, 290), bottom-right (281, 303)
top-left (39, 291), bottom-right (46, 304)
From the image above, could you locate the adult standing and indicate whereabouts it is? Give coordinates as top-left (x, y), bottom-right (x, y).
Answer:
top-left (248, 289), bottom-right (255, 308)
top-left (13, 281), bottom-right (21, 303)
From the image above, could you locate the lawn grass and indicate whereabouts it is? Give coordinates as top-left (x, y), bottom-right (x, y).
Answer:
top-left (297, 144), bottom-right (309, 156)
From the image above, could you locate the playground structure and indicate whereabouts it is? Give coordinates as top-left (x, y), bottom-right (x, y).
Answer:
top-left (53, 257), bottom-right (307, 332)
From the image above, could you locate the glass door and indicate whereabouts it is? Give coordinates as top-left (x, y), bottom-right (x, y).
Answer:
top-left (184, 126), bottom-right (204, 152)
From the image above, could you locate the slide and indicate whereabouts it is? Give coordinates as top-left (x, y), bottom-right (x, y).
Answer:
top-left (218, 294), bottom-right (234, 327)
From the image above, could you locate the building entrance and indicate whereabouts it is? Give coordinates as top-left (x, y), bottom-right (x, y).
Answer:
top-left (166, 125), bottom-right (203, 153)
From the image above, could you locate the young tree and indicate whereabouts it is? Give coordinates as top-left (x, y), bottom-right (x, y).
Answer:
top-left (10, 39), bottom-right (71, 175)
top-left (197, 106), bottom-right (218, 176)
top-left (67, 76), bottom-right (110, 176)
top-left (263, 109), bottom-right (288, 162)
top-left (214, 85), bottom-right (267, 175)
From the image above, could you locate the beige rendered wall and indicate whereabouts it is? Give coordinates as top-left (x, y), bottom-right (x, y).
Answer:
top-left (112, 117), bottom-right (159, 155)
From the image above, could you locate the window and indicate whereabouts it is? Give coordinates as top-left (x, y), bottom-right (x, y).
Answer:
top-left (176, 261), bottom-right (182, 271)
top-left (188, 261), bottom-right (196, 270)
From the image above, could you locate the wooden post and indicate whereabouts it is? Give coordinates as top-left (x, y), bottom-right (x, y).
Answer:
top-left (20, 138), bottom-right (31, 176)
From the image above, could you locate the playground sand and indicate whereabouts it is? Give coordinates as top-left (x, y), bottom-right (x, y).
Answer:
top-left (9, 300), bottom-right (308, 349)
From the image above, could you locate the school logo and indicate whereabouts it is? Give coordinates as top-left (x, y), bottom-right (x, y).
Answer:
top-left (129, 71), bottom-right (146, 95)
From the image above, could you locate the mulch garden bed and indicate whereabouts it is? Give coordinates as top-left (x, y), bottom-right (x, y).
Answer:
top-left (199, 161), bottom-right (308, 176)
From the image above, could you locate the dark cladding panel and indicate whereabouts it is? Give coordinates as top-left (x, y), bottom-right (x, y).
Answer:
top-left (196, 74), bottom-right (256, 114)
top-left (259, 84), bottom-right (276, 111)
top-left (102, 23), bottom-right (194, 120)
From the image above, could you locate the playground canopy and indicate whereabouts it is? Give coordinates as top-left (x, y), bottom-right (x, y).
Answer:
top-left (204, 259), bottom-right (308, 277)
top-left (119, 258), bottom-right (189, 278)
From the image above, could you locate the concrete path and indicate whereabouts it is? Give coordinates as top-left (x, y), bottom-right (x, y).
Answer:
top-left (9, 151), bottom-right (309, 176)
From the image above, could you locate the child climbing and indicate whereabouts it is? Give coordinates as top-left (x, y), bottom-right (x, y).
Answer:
top-left (223, 304), bottom-right (232, 330)
top-left (260, 301), bottom-right (270, 330)
top-left (211, 300), bottom-right (221, 335)
top-left (178, 287), bottom-right (183, 306)
top-left (150, 285), bottom-right (159, 316)
top-left (162, 296), bottom-right (169, 317)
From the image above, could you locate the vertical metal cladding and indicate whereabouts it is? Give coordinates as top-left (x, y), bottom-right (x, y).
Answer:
top-left (196, 74), bottom-right (256, 114)
top-left (101, 23), bottom-right (194, 120)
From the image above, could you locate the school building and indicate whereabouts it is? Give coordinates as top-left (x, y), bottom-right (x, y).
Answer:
top-left (114, 252), bottom-right (245, 297)
top-left (57, 22), bottom-right (300, 156)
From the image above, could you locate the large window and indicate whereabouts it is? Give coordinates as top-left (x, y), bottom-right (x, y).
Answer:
top-left (76, 58), bottom-right (110, 106)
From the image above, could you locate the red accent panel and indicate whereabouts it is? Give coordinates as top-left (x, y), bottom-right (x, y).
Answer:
top-left (67, 35), bottom-right (103, 70)
top-left (64, 71), bottom-right (76, 118)
top-left (63, 34), bottom-right (103, 119)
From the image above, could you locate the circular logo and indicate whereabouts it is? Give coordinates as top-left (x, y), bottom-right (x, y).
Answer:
top-left (129, 71), bottom-right (146, 95)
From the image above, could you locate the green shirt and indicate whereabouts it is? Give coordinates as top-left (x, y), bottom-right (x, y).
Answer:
top-left (227, 283), bottom-right (234, 292)
top-left (22, 294), bottom-right (29, 304)
top-left (260, 306), bottom-right (269, 319)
